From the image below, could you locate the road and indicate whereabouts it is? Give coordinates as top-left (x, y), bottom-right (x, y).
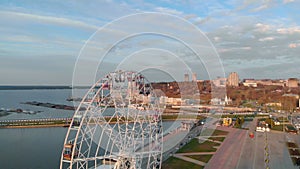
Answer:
top-left (205, 126), bottom-right (247, 169)
top-left (237, 118), bottom-right (298, 169)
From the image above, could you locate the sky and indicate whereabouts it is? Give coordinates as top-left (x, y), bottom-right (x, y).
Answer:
top-left (0, 0), bottom-right (300, 85)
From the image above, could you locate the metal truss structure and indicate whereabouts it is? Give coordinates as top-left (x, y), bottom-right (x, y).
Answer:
top-left (60, 71), bottom-right (163, 169)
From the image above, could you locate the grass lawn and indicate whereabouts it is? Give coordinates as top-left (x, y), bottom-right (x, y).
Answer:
top-left (289, 149), bottom-right (300, 156)
top-left (221, 115), bottom-right (256, 118)
top-left (161, 114), bottom-right (205, 120)
top-left (162, 157), bottom-right (204, 169)
top-left (291, 157), bottom-right (300, 166)
top-left (186, 155), bottom-right (213, 163)
top-left (278, 117), bottom-right (289, 122)
top-left (212, 129), bottom-right (229, 136)
top-left (177, 139), bottom-right (220, 153)
top-left (272, 124), bottom-right (284, 131)
top-left (200, 129), bottom-right (229, 137)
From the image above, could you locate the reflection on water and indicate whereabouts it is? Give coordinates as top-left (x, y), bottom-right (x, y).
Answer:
top-left (0, 127), bottom-right (68, 169)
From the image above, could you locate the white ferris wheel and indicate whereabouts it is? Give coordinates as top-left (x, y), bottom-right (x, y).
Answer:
top-left (60, 71), bottom-right (163, 169)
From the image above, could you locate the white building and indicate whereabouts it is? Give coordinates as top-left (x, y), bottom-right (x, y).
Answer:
top-left (211, 96), bottom-right (232, 106)
top-left (243, 82), bottom-right (257, 87)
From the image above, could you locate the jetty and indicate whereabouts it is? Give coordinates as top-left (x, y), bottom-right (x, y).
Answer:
top-left (0, 118), bottom-right (71, 128)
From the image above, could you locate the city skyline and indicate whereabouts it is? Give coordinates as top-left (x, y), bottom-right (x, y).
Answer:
top-left (1, 0), bottom-right (300, 85)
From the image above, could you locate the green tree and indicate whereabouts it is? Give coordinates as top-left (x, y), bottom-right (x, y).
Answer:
top-left (265, 118), bottom-right (275, 128)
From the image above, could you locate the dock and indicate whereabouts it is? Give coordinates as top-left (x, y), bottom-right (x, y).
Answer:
top-left (0, 118), bottom-right (71, 128)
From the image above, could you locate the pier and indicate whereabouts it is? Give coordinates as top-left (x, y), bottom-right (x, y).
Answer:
top-left (0, 118), bottom-right (72, 128)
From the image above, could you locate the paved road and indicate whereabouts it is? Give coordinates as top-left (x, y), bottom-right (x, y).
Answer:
top-left (237, 131), bottom-right (265, 169)
top-left (268, 132), bottom-right (298, 169)
top-left (237, 118), bottom-right (298, 169)
top-left (205, 127), bottom-right (247, 169)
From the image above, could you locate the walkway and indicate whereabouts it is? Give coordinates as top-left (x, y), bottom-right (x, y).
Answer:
top-left (176, 152), bottom-right (215, 156)
top-left (205, 126), bottom-right (247, 169)
top-left (197, 135), bottom-right (225, 144)
top-left (173, 154), bottom-right (207, 166)
top-left (236, 118), bottom-right (298, 169)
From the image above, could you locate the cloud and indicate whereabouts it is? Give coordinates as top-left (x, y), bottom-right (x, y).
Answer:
top-left (154, 7), bottom-right (183, 15)
top-left (277, 27), bottom-right (300, 34)
top-left (283, 0), bottom-right (295, 4)
top-left (239, 59), bottom-right (300, 79)
top-left (0, 11), bottom-right (98, 30)
top-left (193, 16), bottom-right (212, 25)
top-left (252, 4), bottom-right (269, 12)
top-left (258, 36), bottom-right (275, 41)
top-left (237, 0), bottom-right (276, 12)
top-left (255, 23), bottom-right (272, 32)
top-left (288, 43), bottom-right (300, 48)
top-left (183, 14), bottom-right (198, 20)
top-left (207, 14), bottom-right (300, 79)
top-left (218, 46), bottom-right (252, 53)
top-left (214, 36), bottom-right (221, 42)
top-left (0, 35), bottom-right (41, 43)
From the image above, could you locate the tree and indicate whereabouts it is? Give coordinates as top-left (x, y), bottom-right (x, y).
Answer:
top-left (234, 117), bottom-right (244, 128)
top-left (265, 118), bottom-right (275, 128)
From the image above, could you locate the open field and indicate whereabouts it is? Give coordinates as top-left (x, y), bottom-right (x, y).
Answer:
top-left (212, 129), bottom-right (229, 136)
top-left (177, 139), bottom-right (219, 153)
top-left (272, 124), bottom-right (284, 131)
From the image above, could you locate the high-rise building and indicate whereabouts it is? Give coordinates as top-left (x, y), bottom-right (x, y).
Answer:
top-left (184, 73), bottom-right (189, 82)
top-left (227, 72), bottom-right (239, 87)
top-left (287, 78), bottom-right (299, 88)
top-left (192, 73), bottom-right (197, 82)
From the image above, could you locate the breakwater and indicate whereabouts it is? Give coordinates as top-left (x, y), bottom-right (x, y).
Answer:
top-left (0, 118), bottom-right (71, 128)
top-left (22, 101), bottom-right (85, 111)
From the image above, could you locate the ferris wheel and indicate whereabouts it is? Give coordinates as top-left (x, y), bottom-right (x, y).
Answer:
top-left (60, 71), bottom-right (163, 169)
